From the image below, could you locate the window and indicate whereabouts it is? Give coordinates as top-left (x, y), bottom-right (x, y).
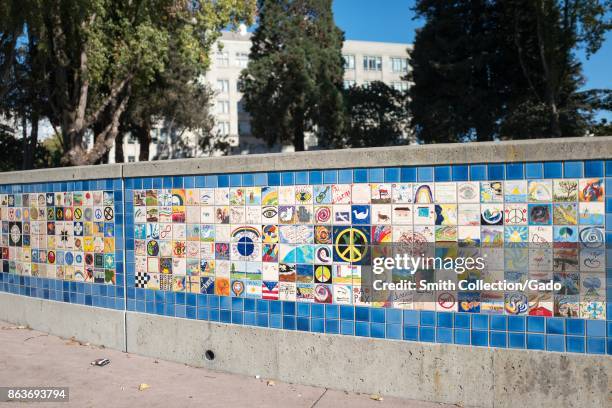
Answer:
top-left (216, 51), bottom-right (229, 67)
top-left (391, 57), bottom-right (409, 73)
top-left (238, 121), bottom-right (251, 135)
top-left (343, 80), bottom-right (356, 89)
top-left (218, 121), bottom-right (230, 136)
top-left (391, 81), bottom-right (409, 92)
top-left (127, 156), bottom-right (136, 163)
top-left (216, 79), bottom-right (229, 93)
top-left (342, 54), bottom-right (355, 70)
top-left (236, 52), bottom-right (249, 68)
top-left (216, 100), bottom-right (230, 115)
top-left (237, 100), bottom-right (246, 113)
top-left (363, 56), bottom-right (382, 71)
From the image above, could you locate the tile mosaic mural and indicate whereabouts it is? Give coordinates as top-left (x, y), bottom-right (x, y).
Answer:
top-left (1, 160), bottom-right (610, 354)
top-left (1, 190), bottom-right (118, 283)
top-left (128, 175), bottom-right (607, 321)
top-left (0, 180), bottom-right (125, 309)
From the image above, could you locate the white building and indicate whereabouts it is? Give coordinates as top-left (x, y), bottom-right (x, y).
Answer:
top-left (114, 27), bottom-right (411, 162)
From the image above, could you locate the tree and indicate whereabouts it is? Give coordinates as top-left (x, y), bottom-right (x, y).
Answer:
top-left (240, 0), bottom-right (345, 151)
top-left (408, 0), bottom-right (512, 143)
top-left (334, 82), bottom-right (410, 148)
top-left (502, 0), bottom-right (611, 138)
top-left (408, 0), bottom-right (611, 142)
top-left (4, 0), bottom-right (254, 166)
top-left (117, 45), bottom-right (223, 162)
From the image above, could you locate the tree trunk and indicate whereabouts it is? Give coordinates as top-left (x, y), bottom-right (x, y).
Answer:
top-left (293, 115), bottom-right (305, 152)
top-left (114, 132), bottom-right (124, 163)
top-left (22, 112), bottom-right (39, 169)
top-left (135, 123), bottom-right (151, 161)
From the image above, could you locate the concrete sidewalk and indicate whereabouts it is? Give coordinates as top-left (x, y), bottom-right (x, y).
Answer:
top-left (0, 321), bottom-right (455, 408)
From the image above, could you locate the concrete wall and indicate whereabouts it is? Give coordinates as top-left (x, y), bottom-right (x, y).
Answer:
top-left (0, 292), bottom-right (126, 351)
top-left (1, 291), bottom-right (608, 408)
top-left (1, 136), bottom-right (610, 183)
top-left (1, 137), bottom-right (611, 407)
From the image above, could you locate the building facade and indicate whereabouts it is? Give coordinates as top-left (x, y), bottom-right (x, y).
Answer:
top-left (115, 28), bottom-right (411, 162)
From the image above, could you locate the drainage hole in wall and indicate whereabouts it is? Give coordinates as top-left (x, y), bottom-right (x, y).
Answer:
top-left (205, 350), bottom-right (215, 361)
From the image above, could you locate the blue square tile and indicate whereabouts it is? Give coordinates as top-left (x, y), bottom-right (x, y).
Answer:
top-left (488, 164), bottom-right (505, 180)
top-left (490, 315), bottom-right (507, 331)
top-left (546, 335), bottom-right (565, 352)
top-left (242, 174), bottom-right (254, 187)
top-left (454, 329), bottom-right (471, 345)
top-left (544, 162), bottom-right (563, 178)
top-left (417, 167), bottom-right (434, 182)
top-left (527, 316), bottom-right (545, 333)
top-left (371, 308), bottom-right (385, 323)
top-left (564, 161), bottom-right (583, 178)
top-left (269, 300), bottom-right (281, 315)
top-left (311, 304), bottom-right (324, 319)
top-left (585, 160), bottom-right (604, 177)
top-left (454, 313), bottom-right (470, 329)
top-left (325, 304), bottom-right (339, 319)
top-left (546, 318), bottom-right (564, 335)
top-left (341, 320), bottom-right (354, 335)
top-left (586, 337), bottom-right (605, 354)
top-left (340, 305), bottom-right (354, 320)
top-left (419, 326), bottom-right (435, 342)
top-left (436, 328), bottom-right (453, 343)
top-left (282, 315), bottom-right (296, 330)
top-left (384, 168), bottom-right (400, 183)
top-left (527, 334), bottom-right (545, 350)
top-left (355, 306), bottom-right (370, 322)
top-left (338, 169), bottom-right (353, 184)
top-left (309, 171), bottom-right (322, 185)
top-left (508, 316), bottom-right (525, 332)
top-left (434, 166), bottom-right (451, 182)
top-left (312, 318), bottom-right (325, 333)
top-left (470, 165), bottom-right (487, 181)
top-left (403, 325), bottom-right (418, 341)
top-left (386, 308), bottom-right (402, 324)
top-left (472, 314), bottom-right (488, 330)
top-left (488, 330), bottom-right (507, 348)
top-left (281, 172), bottom-right (294, 185)
top-left (371, 322), bottom-right (385, 338)
top-left (297, 303), bottom-right (310, 317)
top-left (606, 160), bottom-right (612, 177)
top-left (586, 320), bottom-right (605, 337)
top-left (403, 310), bottom-right (419, 326)
top-left (269, 314), bottom-right (282, 328)
top-left (471, 330), bottom-right (488, 346)
top-left (326, 319), bottom-right (339, 334)
top-left (323, 170), bottom-right (338, 184)
top-left (218, 175), bottom-right (229, 187)
top-left (400, 167), bottom-right (417, 182)
top-left (369, 168), bottom-right (384, 182)
top-left (566, 336), bottom-right (585, 353)
top-left (355, 321), bottom-right (370, 337)
top-left (566, 319), bottom-right (585, 336)
top-left (353, 169), bottom-right (367, 183)
top-left (295, 171), bottom-right (309, 184)
top-left (268, 172), bottom-right (280, 186)
top-left (506, 163), bottom-right (524, 180)
top-left (452, 165), bottom-right (470, 181)
top-left (420, 311), bottom-right (435, 326)
top-left (386, 323), bottom-right (402, 339)
top-left (437, 312), bottom-right (453, 328)
top-left (525, 162), bottom-right (544, 179)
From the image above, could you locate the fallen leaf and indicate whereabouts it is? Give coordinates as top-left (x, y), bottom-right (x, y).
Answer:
top-left (266, 380), bottom-right (275, 387)
top-left (138, 383), bottom-right (150, 391)
top-left (255, 375), bottom-right (260, 379)
top-left (370, 394), bottom-right (383, 401)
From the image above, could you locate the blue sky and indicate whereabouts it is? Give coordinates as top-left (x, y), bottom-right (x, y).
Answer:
top-left (333, 0), bottom-right (611, 92)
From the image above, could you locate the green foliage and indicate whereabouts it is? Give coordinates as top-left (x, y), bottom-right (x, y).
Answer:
top-left (2, 0), bottom-right (255, 165)
top-left (240, 0), bottom-right (345, 151)
top-left (409, 0), bottom-right (611, 142)
top-left (0, 125), bottom-right (61, 171)
top-left (334, 82), bottom-right (409, 148)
